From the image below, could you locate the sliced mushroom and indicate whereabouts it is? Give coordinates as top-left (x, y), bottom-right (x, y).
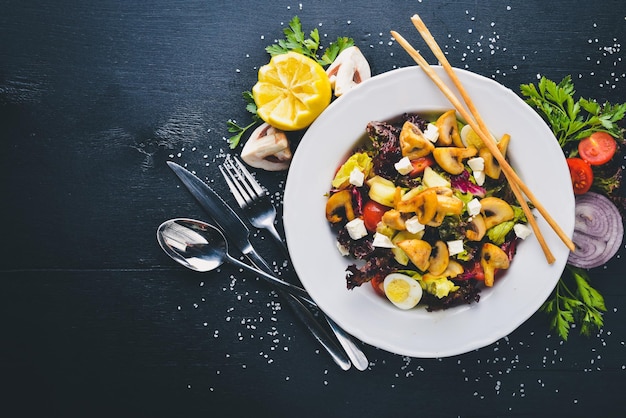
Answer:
top-left (381, 209), bottom-right (406, 230)
top-left (465, 213), bottom-right (487, 241)
top-left (432, 147), bottom-right (478, 175)
top-left (325, 190), bottom-right (355, 223)
top-left (480, 197), bottom-right (515, 229)
top-left (480, 242), bottom-right (510, 287)
top-left (326, 46), bottom-right (371, 97)
top-left (479, 133), bottom-right (511, 179)
top-left (241, 123), bottom-right (292, 171)
top-left (396, 239), bottom-right (432, 271)
top-left (428, 240), bottom-right (450, 275)
top-left (435, 110), bottom-right (464, 147)
top-left (396, 188), bottom-right (438, 225)
top-left (442, 260), bottom-right (464, 278)
top-left (399, 121), bottom-right (435, 159)
top-left (426, 192), bottom-right (464, 227)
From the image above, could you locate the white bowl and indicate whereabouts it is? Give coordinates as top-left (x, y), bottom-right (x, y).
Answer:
top-left (283, 66), bottom-right (575, 358)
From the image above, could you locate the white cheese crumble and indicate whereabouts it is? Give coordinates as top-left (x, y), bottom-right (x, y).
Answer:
top-left (394, 156), bottom-right (413, 175)
top-left (423, 123), bottom-right (440, 143)
top-left (447, 239), bottom-right (465, 256)
top-left (372, 232), bottom-right (396, 248)
top-left (474, 170), bottom-right (486, 186)
top-left (467, 156), bottom-right (485, 172)
top-left (467, 198), bottom-right (482, 216)
top-left (405, 216), bottom-right (425, 234)
top-left (349, 167), bottom-right (365, 186)
top-left (345, 218), bottom-right (368, 240)
top-left (336, 241), bottom-right (350, 256)
top-left (514, 223), bottom-right (533, 240)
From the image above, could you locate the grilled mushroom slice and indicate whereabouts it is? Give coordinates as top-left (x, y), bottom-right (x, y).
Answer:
top-left (399, 121), bottom-right (435, 159)
top-left (325, 190), bottom-right (355, 223)
top-left (480, 243), bottom-right (510, 287)
top-left (435, 110), bottom-right (464, 147)
top-left (432, 147), bottom-right (478, 175)
top-left (479, 133), bottom-right (511, 179)
top-left (480, 197), bottom-right (515, 229)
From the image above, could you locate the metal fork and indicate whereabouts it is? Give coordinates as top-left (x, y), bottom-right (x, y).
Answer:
top-left (219, 155), bottom-right (369, 371)
top-left (219, 156), bottom-right (288, 256)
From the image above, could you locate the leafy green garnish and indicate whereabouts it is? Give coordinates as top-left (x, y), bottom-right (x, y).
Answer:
top-left (520, 75), bottom-right (626, 152)
top-left (541, 266), bottom-right (606, 340)
top-left (266, 16), bottom-right (355, 66)
top-left (227, 91), bottom-right (260, 149)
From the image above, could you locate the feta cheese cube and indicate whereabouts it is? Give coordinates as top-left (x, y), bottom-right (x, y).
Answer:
top-left (467, 198), bottom-right (482, 216)
top-left (349, 167), bottom-right (365, 186)
top-left (372, 232), bottom-right (396, 248)
top-left (394, 156), bottom-right (413, 175)
top-left (467, 157), bottom-right (485, 172)
top-left (447, 239), bottom-right (465, 256)
top-left (474, 170), bottom-right (486, 186)
top-left (423, 123), bottom-right (440, 143)
top-left (405, 216), bottom-right (425, 234)
top-left (514, 223), bottom-right (533, 240)
top-left (345, 218), bottom-right (368, 240)
top-left (336, 241), bottom-right (350, 256)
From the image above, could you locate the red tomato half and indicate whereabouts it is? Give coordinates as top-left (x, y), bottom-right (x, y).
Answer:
top-left (578, 132), bottom-right (617, 166)
top-left (409, 156), bottom-right (435, 177)
top-left (362, 200), bottom-right (390, 232)
top-left (566, 158), bottom-right (594, 195)
top-left (370, 275), bottom-right (385, 297)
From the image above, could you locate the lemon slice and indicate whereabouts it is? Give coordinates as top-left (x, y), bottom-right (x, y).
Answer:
top-left (252, 51), bottom-right (332, 131)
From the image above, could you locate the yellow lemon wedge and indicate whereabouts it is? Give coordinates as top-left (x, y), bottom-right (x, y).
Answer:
top-left (252, 51), bottom-right (332, 131)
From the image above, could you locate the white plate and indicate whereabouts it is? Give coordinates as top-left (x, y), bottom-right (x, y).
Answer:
top-left (283, 66), bottom-right (575, 358)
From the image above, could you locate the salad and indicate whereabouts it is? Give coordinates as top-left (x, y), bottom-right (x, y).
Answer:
top-left (325, 111), bottom-right (532, 311)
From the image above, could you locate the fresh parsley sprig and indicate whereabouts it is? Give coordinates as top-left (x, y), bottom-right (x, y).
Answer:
top-left (520, 76), bottom-right (626, 153)
top-left (265, 16), bottom-right (355, 66)
top-left (227, 16), bottom-right (355, 148)
top-left (541, 266), bottom-right (606, 340)
top-left (227, 91), bottom-right (260, 149)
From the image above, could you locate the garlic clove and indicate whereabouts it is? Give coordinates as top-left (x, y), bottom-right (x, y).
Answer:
top-left (241, 123), bottom-right (292, 171)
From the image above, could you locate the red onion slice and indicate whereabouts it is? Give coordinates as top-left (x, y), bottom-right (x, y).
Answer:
top-left (568, 192), bottom-right (624, 269)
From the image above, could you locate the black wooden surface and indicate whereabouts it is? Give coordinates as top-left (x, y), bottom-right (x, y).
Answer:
top-left (1, 1), bottom-right (625, 417)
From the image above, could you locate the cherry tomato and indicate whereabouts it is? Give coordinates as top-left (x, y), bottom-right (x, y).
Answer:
top-left (362, 200), bottom-right (390, 232)
top-left (370, 275), bottom-right (385, 297)
top-left (578, 132), bottom-right (617, 166)
top-left (566, 157), bottom-right (594, 195)
top-left (409, 156), bottom-right (435, 177)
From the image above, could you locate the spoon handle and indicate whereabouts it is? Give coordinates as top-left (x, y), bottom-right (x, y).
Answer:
top-left (235, 249), bottom-right (352, 371)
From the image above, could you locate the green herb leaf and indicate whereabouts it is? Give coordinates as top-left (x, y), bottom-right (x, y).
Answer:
top-left (266, 16), bottom-right (355, 67)
top-left (540, 266), bottom-right (606, 340)
top-left (226, 92), bottom-right (261, 149)
top-left (521, 76), bottom-right (626, 151)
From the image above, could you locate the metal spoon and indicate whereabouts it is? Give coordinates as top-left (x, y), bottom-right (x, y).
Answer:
top-left (157, 218), bottom-right (358, 371)
top-left (157, 218), bottom-right (313, 305)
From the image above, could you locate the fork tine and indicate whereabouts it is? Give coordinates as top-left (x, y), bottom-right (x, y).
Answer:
top-left (227, 156), bottom-right (258, 200)
top-left (219, 164), bottom-right (248, 208)
top-left (233, 156), bottom-right (266, 197)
